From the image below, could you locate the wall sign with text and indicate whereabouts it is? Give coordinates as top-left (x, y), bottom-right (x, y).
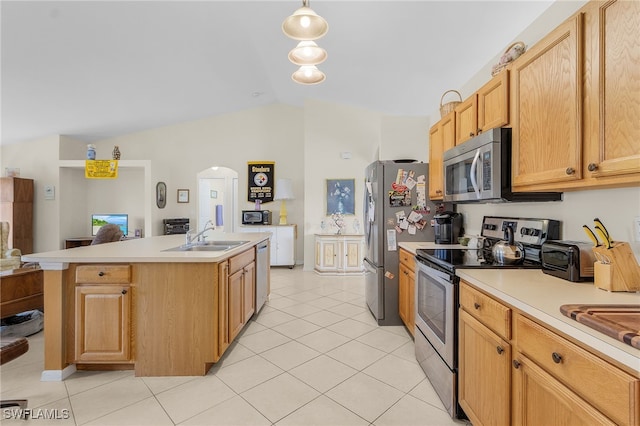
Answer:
top-left (247, 161), bottom-right (274, 203)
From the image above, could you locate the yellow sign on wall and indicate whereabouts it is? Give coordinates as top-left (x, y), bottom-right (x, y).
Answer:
top-left (85, 160), bottom-right (118, 179)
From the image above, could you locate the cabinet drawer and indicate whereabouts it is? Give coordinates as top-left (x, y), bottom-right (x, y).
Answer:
top-left (75, 265), bottom-right (131, 284)
top-left (515, 314), bottom-right (639, 426)
top-left (229, 249), bottom-right (255, 275)
top-left (399, 249), bottom-right (415, 271)
top-left (459, 282), bottom-right (511, 340)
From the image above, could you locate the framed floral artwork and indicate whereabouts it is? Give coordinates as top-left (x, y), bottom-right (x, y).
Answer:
top-left (326, 179), bottom-right (355, 215)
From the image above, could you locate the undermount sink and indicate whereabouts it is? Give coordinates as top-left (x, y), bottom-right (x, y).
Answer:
top-left (163, 240), bottom-right (249, 252)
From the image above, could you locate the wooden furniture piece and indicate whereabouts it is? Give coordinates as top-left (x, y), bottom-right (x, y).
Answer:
top-left (428, 111), bottom-right (455, 200)
top-left (398, 248), bottom-right (415, 336)
top-left (511, 0), bottom-right (640, 191)
top-left (455, 71), bottom-right (509, 146)
top-left (314, 234), bottom-right (364, 274)
top-left (458, 279), bottom-right (639, 426)
top-left (65, 238), bottom-right (94, 249)
top-left (0, 267), bottom-right (43, 319)
top-left (73, 264), bottom-right (132, 363)
top-left (0, 337), bottom-right (29, 418)
top-left (0, 177), bottom-right (33, 254)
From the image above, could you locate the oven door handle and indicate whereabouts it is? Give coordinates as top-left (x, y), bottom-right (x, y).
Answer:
top-left (470, 148), bottom-right (481, 199)
top-left (417, 261), bottom-right (453, 284)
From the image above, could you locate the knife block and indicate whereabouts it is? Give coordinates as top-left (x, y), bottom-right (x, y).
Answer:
top-left (592, 242), bottom-right (640, 292)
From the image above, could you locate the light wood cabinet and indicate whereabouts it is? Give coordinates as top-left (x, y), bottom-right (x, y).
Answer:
top-left (314, 234), bottom-right (364, 274)
top-left (512, 0), bottom-right (640, 192)
top-left (455, 71), bottom-right (509, 146)
top-left (581, 0), bottom-right (640, 185)
top-left (220, 248), bottom-right (256, 352)
top-left (398, 248), bottom-right (415, 336)
top-left (459, 280), bottom-right (640, 426)
top-left (512, 14), bottom-right (583, 188)
top-left (514, 314), bottom-right (639, 426)
top-left (0, 177), bottom-right (34, 254)
top-left (512, 354), bottom-right (616, 425)
top-left (74, 264), bottom-right (132, 363)
top-left (428, 112), bottom-right (455, 200)
top-left (458, 283), bottom-right (512, 425)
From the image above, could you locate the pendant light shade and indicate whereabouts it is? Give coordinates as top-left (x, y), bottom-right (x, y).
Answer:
top-left (282, 1), bottom-right (328, 41)
top-left (288, 41), bottom-right (327, 66)
top-left (292, 65), bottom-right (326, 85)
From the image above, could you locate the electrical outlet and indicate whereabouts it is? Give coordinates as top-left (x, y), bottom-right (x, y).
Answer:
top-left (634, 216), bottom-right (640, 242)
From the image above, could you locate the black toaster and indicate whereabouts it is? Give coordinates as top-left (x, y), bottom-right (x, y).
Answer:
top-left (541, 240), bottom-right (596, 282)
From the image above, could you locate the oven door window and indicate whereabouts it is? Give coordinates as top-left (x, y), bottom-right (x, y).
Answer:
top-left (417, 267), bottom-right (449, 343)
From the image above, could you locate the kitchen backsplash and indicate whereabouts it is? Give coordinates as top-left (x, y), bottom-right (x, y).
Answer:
top-left (457, 186), bottom-right (640, 259)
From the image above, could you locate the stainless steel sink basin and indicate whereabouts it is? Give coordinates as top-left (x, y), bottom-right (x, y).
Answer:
top-left (163, 240), bottom-right (249, 252)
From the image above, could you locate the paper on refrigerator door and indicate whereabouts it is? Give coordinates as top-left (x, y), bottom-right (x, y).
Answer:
top-left (387, 229), bottom-right (397, 251)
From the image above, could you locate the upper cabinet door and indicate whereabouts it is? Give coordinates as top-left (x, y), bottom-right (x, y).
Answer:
top-left (512, 14), bottom-right (584, 188)
top-left (478, 71), bottom-right (509, 132)
top-left (584, 0), bottom-right (640, 179)
top-left (455, 95), bottom-right (478, 146)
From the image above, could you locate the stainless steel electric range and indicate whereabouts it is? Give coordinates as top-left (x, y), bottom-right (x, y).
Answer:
top-left (413, 216), bottom-right (560, 419)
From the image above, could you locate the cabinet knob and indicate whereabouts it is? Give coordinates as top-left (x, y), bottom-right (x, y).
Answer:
top-left (121, 289), bottom-right (127, 295)
top-left (588, 163), bottom-right (598, 172)
top-left (512, 359), bottom-right (521, 369)
top-left (565, 167), bottom-right (575, 175)
top-left (496, 346), bottom-right (504, 355)
top-left (552, 352), bottom-right (562, 364)
top-left (474, 302), bottom-right (480, 310)
top-left (435, 190), bottom-right (442, 194)
top-left (477, 129), bottom-right (482, 134)
top-left (98, 271), bottom-right (105, 277)
top-left (469, 132), bottom-right (474, 137)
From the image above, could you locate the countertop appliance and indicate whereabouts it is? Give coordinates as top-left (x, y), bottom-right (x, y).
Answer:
top-left (434, 211), bottom-right (463, 244)
top-left (541, 240), bottom-right (595, 282)
top-left (443, 127), bottom-right (562, 203)
top-left (242, 210), bottom-right (271, 225)
top-left (163, 218), bottom-right (190, 235)
top-left (414, 215), bottom-right (560, 419)
top-left (364, 160), bottom-right (450, 326)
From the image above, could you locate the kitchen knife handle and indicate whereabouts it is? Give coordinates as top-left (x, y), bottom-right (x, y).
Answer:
top-left (594, 225), bottom-right (611, 249)
top-left (582, 225), bottom-right (599, 247)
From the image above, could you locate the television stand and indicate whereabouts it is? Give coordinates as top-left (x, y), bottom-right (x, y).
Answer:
top-left (64, 237), bottom-right (94, 249)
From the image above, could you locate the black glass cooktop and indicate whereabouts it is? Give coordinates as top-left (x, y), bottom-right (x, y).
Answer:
top-left (415, 247), bottom-right (542, 272)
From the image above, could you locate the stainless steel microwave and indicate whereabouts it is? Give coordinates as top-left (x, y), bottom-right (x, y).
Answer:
top-left (442, 128), bottom-right (562, 203)
top-left (242, 210), bottom-right (271, 225)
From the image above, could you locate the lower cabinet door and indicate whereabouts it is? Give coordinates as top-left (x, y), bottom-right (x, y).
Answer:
top-left (228, 269), bottom-right (244, 342)
top-left (75, 285), bottom-right (131, 362)
top-left (458, 309), bottom-right (511, 426)
top-left (512, 354), bottom-right (616, 425)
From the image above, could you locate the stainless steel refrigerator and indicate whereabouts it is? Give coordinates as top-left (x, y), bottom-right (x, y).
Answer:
top-left (364, 160), bottom-right (447, 326)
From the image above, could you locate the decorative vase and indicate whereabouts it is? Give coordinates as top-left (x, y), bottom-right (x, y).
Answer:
top-left (112, 146), bottom-right (121, 160)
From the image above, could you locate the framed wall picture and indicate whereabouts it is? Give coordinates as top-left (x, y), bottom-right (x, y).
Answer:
top-left (177, 189), bottom-right (189, 203)
top-left (326, 178), bottom-right (355, 215)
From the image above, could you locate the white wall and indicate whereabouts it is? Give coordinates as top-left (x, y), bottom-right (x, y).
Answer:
top-left (1, 135), bottom-right (61, 252)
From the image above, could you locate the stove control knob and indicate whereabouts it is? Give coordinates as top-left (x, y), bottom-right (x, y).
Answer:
top-left (484, 224), bottom-right (496, 231)
top-left (531, 229), bottom-right (541, 237)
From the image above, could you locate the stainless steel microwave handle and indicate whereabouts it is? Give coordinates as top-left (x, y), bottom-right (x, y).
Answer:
top-left (470, 149), bottom-right (481, 199)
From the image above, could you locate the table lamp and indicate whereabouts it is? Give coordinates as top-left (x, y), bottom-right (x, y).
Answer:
top-left (274, 178), bottom-right (295, 225)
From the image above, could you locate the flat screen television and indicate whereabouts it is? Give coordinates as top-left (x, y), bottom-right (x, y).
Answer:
top-left (92, 214), bottom-right (128, 236)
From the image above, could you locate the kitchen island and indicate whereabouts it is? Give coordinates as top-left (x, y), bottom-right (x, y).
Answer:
top-left (22, 233), bottom-right (270, 380)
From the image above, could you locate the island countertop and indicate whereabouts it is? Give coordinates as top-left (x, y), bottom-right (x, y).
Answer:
top-left (22, 233), bottom-right (271, 265)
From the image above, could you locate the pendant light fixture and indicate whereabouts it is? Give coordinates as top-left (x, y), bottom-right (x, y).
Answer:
top-left (282, 0), bottom-right (328, 41)
top-left (292, 65), bottom-right (326, 85)
top-left (288, 40), bottom-right (327, 66)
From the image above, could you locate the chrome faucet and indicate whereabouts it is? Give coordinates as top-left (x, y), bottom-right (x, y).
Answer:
top-left (185, 220), bottom-right (215, 245)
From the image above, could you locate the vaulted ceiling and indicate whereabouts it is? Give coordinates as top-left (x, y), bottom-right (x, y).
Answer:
top-left (1, 1), bottom-right (554, 145)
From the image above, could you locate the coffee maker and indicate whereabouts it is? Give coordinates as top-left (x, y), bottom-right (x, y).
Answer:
top-left (434, 212), bottom-right (463, 244)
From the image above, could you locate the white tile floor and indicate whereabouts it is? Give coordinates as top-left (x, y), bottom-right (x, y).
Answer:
top-left (1, 267), bottom-right (469, 426)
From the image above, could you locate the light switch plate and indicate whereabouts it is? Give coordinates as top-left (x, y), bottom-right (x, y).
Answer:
top-left (44, 185), bottom-right (55, 200)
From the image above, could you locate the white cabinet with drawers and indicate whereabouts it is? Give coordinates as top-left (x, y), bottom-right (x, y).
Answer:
top-left (314, 234), bottom-right (364, 274)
